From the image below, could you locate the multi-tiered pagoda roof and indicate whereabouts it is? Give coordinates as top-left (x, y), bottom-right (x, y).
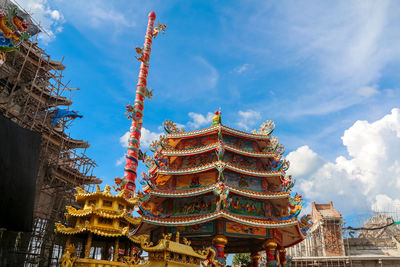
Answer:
top-left (135, 118), bottom-right (308, 258)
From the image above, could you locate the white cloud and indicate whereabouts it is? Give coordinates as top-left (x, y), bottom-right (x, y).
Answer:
top-left (119, 127), bottom-right (161, 149)
top-left (48, 9), bottom-right (61, 20)
top-left (287, 108), bottom-right (400, 214)
top-left (119, 131), bottom-right (130, 148)
top-left (16, 0), bottom-right (65, 43)
top-left (236, 110), bottom-right (261, 130)
top-left (234, 63), bottom-right (250, 73)
top-left (371, 194), bottom-right (400, 212)
top-left (286, 146), bottom-right (324, 177)
top-left (187, 112), bottom-right (214, 129)
top-left (140, 128), bottom-right (161, 148)
top-left (115, 155), bottom-right (125, 166)
top-left (357, 86), bottom-right (379, 97)
top-left (84, 4), bottom-right (134, 29)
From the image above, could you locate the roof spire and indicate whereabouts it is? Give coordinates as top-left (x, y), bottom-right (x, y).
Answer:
top-left (211, 108), bottom-right (222, 126)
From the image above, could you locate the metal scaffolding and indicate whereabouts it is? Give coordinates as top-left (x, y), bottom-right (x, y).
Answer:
top-left (0, 3), bottom-right (101, 266)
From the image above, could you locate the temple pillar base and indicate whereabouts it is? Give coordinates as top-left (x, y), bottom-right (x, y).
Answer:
top-left (212, 235), bottom-right (228, 265)
top-left (264, 239), bottom-right (278, 266)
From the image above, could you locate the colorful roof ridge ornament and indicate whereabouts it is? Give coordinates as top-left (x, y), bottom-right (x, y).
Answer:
top-left (120, 11), bottom-right (166, 197)
top-left (0, 4), bottom-right (31, 66)
top-left (163, 119), bottom-right (185, 134)
top-left (211, 109), bottom-right (222, 126)
top-left (0, 5), bottom-right (30, 51)
top-left (252, 120), bottom-right (275, 135)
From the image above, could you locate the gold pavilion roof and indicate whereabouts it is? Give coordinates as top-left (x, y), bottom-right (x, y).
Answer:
top-left (143, 238), bottom-right (207, 259)
top-left (65, 206), bottom-right (142, 225)
top-left (75, 185), bottom-right (138, 208)
top-left (55, 222), bottom-right (149, 244)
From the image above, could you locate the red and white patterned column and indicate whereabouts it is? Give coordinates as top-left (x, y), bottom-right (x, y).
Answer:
top-left (124, 11), bottom-right (156, 195)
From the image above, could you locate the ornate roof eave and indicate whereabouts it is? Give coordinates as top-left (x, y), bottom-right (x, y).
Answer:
top-left (148, 184), bottom-right (289, 200)
top-left (55, 223), bottom-right (148, 244)
top-left (226, 186), bottom-right (289, 200)
top-left (74, 186), bottom-right (139, 207)
top-left (141, 238), bottom-right (207, 259)
top-left (55, 222), bottom-right (124, 237)
top-left (163, 143), bottom-right (275, 158)
top-left (124, 215), bottom-right (143, 225)
top-left (64, 206), bottom-right (142, 225)
top-left (142, 210), bottom-right (297, 228)
top-left (149, 184), bottom-right (216, 198)
top-left (167, 125), bottom-right (270, 141)
top-left (156, 161), bottom-right (284, 178)
top-left (282, 224), bottom-right (306, 248)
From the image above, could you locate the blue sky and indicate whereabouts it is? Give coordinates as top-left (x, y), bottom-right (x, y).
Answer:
top-left (17, 0), bottom-right (400, 217)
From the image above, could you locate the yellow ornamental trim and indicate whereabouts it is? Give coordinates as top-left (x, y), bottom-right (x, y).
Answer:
top-left (55, 222), bottom-right (147, 245)
top-left (142, 238), bottom-right (207, 259)
top-left (66, 205), bottom-right (124, 218)
top-left (66, 206), bottom-right (92, 217)
top-left (55, 222), bottom-right (86, 235)
top-left (124, 215), bottom-right (142, 225)
top-left (128, 234), bottom-right (149, 244)
top-left (65, 206), bottom-right (141, 227)
top-left (74, 185), bottom-right (139, 207)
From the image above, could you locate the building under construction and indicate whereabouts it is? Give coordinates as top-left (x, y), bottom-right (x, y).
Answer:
top-left (280, 201), bottom-right (400, 267)
top-left (0, 1), bottom-right (101, 266)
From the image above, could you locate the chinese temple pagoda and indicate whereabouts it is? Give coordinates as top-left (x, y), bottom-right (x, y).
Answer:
top-left (135, 114), bottom-right (310, 266)
top-left (55, 185), bottom-right (148, 266)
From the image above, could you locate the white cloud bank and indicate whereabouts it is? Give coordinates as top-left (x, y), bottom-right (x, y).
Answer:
top-left (187, 112), bottom-right (214, 129)
top-left (287, 108), bottom-right (400, 214)
top-left (236, 110), bottom-right (261, 130)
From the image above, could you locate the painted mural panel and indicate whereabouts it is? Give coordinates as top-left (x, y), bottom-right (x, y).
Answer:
top-left (172, 194), bottom-right (216, 216)
top-left (170, 152), bottom-right (216, 169)
top-left (224, 171), bottom-right (264, 192)
top-left (155, 176), bottom-right (173, 190)
top-left (223, 152), bottom-right (263, 171)
top-left (175, 171), bottom-right (216, 190)
top-left (170, 222), bottom-right (215, 236)
top-left (225, 221), bottom-right (267, 237)
top-left (223, 135), bottom-right (259, 151)
top-left (227, 194), bottom-right (266, 217)
top-left (176, 135), bottom-right (217, 150)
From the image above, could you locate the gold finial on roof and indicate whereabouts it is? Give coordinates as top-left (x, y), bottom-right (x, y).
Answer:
top-left (162, 233), bottom-right (172, 240)
top-left (183, 237), bottom-right (191, 246)
top-left (75, 186), bottom-right (86, 195)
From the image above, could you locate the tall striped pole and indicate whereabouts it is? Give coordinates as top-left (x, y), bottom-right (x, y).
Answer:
top-left (123, 11), bottom-right (157, 195)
